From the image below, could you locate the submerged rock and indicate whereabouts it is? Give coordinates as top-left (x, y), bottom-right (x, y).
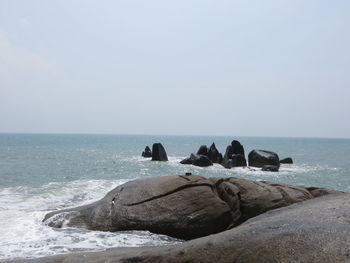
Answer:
top-left (151, 143), bottom-right (168, 161)
top-left (248, 149), bottom-right (280, 168)
top-left (141, 146), bottom-right (152, 158)
top-left (43, 175), bottom-right (341, 240)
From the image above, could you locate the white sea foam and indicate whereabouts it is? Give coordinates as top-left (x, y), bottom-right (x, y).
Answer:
top-left (0, 179), bottom-right (180, 261)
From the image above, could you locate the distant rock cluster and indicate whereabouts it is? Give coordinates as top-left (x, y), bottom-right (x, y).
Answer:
top-left (142, 140), bottom-right (293, 172)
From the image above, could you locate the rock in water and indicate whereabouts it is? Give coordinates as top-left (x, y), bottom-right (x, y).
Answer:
top-left (151, 143), bottom-right (168, 161)
top-left (280, 157), bottom-right (293, 164)
top-left (248, 149), bottom-right (280, 168)
top-left (231, 140), bottom-right (245, 156)
top-left (43, 175), bottom-right (341, 240)
top-left (180, 154), bottom-right (213, 167)
top-left (208, 143), bottom-right (220, 163)
top-left (261, 165), bottom-right (279, 172)
top-left (196, 145), bottom-right (209, 156)
top-left (141, 146), bottom-right (152, 158)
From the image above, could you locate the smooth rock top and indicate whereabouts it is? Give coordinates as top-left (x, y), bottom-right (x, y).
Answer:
top-left (248, 149), bottom-right (280, 168)
top-left (43, 175), bottom-right (341, 240)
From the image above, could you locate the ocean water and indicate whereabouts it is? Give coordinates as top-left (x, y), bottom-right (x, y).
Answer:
top-left (0, 134), bottom-right (349, 261)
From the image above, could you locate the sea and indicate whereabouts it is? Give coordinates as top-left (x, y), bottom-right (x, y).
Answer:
top-left (0, 134), bottom-right (349, 261)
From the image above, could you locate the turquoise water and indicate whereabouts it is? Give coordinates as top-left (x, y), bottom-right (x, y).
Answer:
top-left (0, 134), bottom-right (349, 260)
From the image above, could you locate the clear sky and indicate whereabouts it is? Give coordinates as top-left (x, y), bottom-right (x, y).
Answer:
top-left (0, 0), bottom-right (349, 138)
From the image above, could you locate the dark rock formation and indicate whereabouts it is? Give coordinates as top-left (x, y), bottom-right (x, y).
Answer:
top-left (223, 140), bottom-right (247, 168)
top-left (30, 194), bottom-right (350, 263)
top-left (248, 149), bottom-right (280, 168)
top-left (222, 154), bottom-right (247, 169)
top-left (196, 145), bottom-right (208, 156)
top-left (141, 146), bottom-right (152, 158)
top-left (231, 140), bottom-right (245, 156)
top-left (180, 154), bottom-right (213, 167)
top-left (261, 165), bottom-right (279, 172)
top-left (151, 143), bottom-right (168, 161)
top-left (43, 175), bottom-right (341, 241)
top-left (280, 157), bottom-right (293, 164)
top-left (208, 143), bottom-right (220, 163)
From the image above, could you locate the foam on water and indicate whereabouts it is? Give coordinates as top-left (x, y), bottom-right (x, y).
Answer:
top-left (0, 179), bottom-right (180, 261)
top-left (1, 134), bottom-right (349, 260)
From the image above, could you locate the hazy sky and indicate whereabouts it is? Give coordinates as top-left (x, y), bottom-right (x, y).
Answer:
top-left (0, 0), bottom-right (349, 138)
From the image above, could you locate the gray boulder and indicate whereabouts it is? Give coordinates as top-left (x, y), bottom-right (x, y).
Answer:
top-left (43, 175), bottom-right (340, 240)
top-left (24, 194), bottom-right (350, 263)
top-left (248, 149), bottom-right (280, 168)
top-left (151, 143), bottom-right (168, 161)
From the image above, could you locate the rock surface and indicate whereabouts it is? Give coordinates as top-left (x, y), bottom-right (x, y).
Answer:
top-left (280, 157), bottom-right (293, 164)
top-left (261, 165), bottom-right (279, 172)
top-left (196, 145), bottom-right (209, 156)
top-left (151, 143), bottom-right (168, 161)
top-left (43, 175), bottom-right (340, 240)
top-left (248, 149), bottom-right (280, 168)
top-left (19, 194), bottom-right (350, 263)
top-left (141, 146), bottom-right (152, 158)
top-left (180, 154), bottom-right (213, 167)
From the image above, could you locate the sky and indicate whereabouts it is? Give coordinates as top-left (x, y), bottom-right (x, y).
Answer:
top-left (0, 0), bottom-right (349, 138)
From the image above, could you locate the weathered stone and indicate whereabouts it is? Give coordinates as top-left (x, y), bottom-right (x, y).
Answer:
top-left (141, 146), bottom-right (152, 158)
top-left (208, 143), bottom-right (220, 163)
top-left (43, 175), bottom-right (341, 241)
top-left (280, 157), bottom-right (293, 164)
top-left (151, 143), bottom-right (168, 161)
top-left (28, 194), bottom-right (350, 263)
top-left (196, 145), bottom-right (208, 156)
top-left (248, 149), bottom-right (280, 168)
top-left (180, 154), bottom-right (213, 167)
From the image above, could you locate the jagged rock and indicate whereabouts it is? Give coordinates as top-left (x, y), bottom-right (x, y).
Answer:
top-left (33, 194), bottom-right (350, 263)
top-left (208, 143), bottom-right (220, 163)
top-left (196, 145), bottom-right (209, 156)
top-left (280, 157), bottom-right (293, 164)
top-left (180, 154), bottom-right (213, 167)
top-left (141, 146), bottom-right (152, 158)
top-left (43, 175), bottom-right (341, 241)
top-left (248, 149), bottom-right (279, 168)
top-left (261, 165), bottom-right (279, 172)
top-left (151, 143), bottom-right (168, 161)
top-left (217, 153), bottom-right (223, 164)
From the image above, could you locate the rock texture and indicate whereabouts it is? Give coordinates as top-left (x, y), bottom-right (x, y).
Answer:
top-left (248, 149), bottom-right (280, 168)
top-left (43, 175), bottom-right (341, 240)
top-left (180, 154), bottom-right (213, 167)
top-left (280, 157), bottom-right (293, 164)
top-left (19, 194), bottom-right (350, 263)
top-left (141, 146), bottom-right (152, 158)
top-left (151, 143), bottom-right (168, 161)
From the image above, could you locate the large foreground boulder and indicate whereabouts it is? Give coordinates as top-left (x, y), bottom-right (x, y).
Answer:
top-left (248, 149), bottom-right (280, 168)
top-left (24, 194), bottom-right (350, 263)
top-left (43, 175), bottom-right (341, 240)
top-left (151, 143), bottom-right (168, 161)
